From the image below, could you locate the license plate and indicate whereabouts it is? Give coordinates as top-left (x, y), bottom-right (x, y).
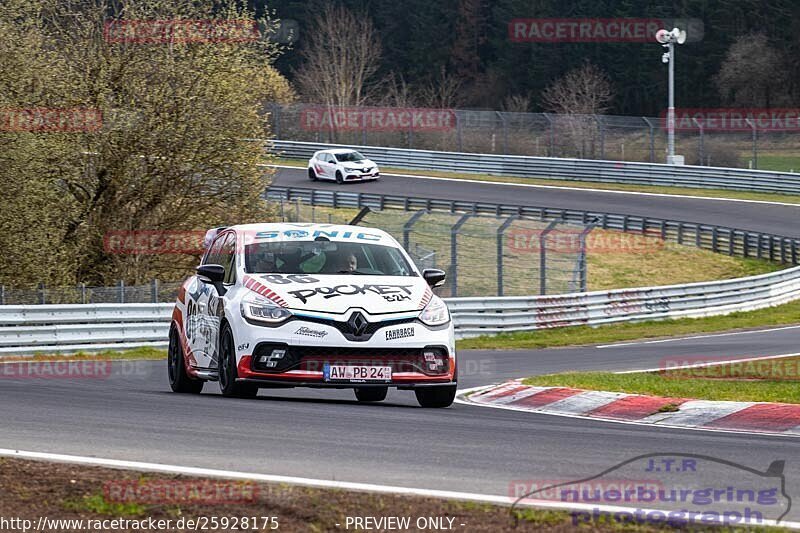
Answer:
top-left (323, 364), bottom-right (392, 382)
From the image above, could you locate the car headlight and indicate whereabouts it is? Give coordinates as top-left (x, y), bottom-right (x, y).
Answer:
top-left (418, 295), bottom-right (450, 326)
top-left (241, 295), bottom-right (292, 325)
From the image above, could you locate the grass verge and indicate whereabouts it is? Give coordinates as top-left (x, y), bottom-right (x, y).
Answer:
top-left (273, 158), bottom-right (800, 205)
top-left (457, 298), bottom-right (800, 350)
top-left (0, 346), bottom-right (165, 362)
top-left (521, 356), bottom-right (800, 404)
top-left (0, 457), bottom-right (745, 532)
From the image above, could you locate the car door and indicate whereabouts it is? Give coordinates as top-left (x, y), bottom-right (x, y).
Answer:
top-left (185, 234), bottom-right (224, 368)
top-left (322, 153), bottom-right (337, 179)
top-left (200, 231), bottom-right (236, 369)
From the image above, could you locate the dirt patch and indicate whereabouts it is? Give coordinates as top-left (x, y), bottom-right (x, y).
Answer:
top-left (0, 457), bottom-right (706, 532)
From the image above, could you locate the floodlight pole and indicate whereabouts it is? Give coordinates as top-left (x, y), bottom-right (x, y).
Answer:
top-left (667, 40), bottom-right (675, 163)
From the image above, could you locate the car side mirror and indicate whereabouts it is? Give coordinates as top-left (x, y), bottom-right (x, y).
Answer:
top-left (422, 268), bottom-right (446, 288)
top-left (197, 264), bottom-right (227, 296)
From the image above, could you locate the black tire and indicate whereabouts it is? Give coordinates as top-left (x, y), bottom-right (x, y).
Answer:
top-left (335, 170), bottom-right (344, 184)
top-left (218, 323), bottom-right (259, 399)
top-left (354, 387), bottom-right (388, 402)
top-left (308, 167), bottom-right (318, 181)
top-left (168, 326), bottom-right (203, 394)
top-left (415, 385), bottom-right (456, 408)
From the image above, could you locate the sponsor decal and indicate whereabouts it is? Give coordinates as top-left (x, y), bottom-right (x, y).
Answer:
top-left (300, 106), bottom-right (456, 132)
top-left (254, 229), bottom-right (382, 241)
top-left (237, 342), bottom-right (250, 351)
top-left (385, 327), bottom-right (414, 341)
top-left (259, 274), bottom-right (319, 285)
top-left (295, 326), bottom-right (328, 338)
top-left (289, 284), bottom-right (413, 304)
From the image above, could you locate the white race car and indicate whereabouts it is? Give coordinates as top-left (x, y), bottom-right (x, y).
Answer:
top-left (307, 149), bottom-right (380, 183)
top-left (168, 223), bottom-right (457, 407)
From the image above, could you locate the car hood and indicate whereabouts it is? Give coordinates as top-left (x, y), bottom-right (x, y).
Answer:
top-left (343, 159), bottom-right (376, 168)
top-left (244, 274), bottom-right (432, 315)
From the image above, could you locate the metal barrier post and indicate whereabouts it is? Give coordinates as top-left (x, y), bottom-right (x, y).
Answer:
top-left (496, 215), bottom-right (519, 296)
top-left (38, 282), bottom-right (46, 304)
top-left (0, 285), bottom-right (4, 305)
top-left (693, 118), bottom-right (705, 165)
top-left (643, 117), bottom-right (655, 162)
top-left (81, 283), bottom-right (87, 304)
top-left (118, 280), bottom-right (125, 304)
top-left (450, 213), bottom-right (473, 297)
top-left (575, 222), bottom-right (597, 292)
top-left (403, 210), bottom-right (428, 250)
top-left (151, 279), bottom-right (159, 303)
top-left (747, 118), bottom-right (758, 169)
top-left (539, 219), bottom-right (561, 295)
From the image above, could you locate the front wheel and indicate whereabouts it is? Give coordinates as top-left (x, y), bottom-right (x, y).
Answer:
top-left (218, 324), bottom-right (259, 399)
top-left (168, 326), bottom-right (203, 394)
top-left (354, 387), bottom-right (388, 402)
top-left (335, 170), bottom-right (344, 184)
top-left (415, 385), bottom-right (456, 408)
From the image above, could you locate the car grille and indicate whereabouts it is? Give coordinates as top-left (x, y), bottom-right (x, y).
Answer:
top-left (298, 316), bottom-right (418, 342)
top-left (251, 344), bottom-right (449, 376)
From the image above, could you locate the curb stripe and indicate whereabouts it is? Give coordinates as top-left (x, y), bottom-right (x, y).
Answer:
top-left (706, 403), bottom-right (800, 432)
top-left (639, 400), bottom-right (755, 427)
top-left (538, 390), bottom-right (624, 415)
top-left (589, 395), bottom-right (689, 420)
top-left (512, 387), bottom-right (583, 408)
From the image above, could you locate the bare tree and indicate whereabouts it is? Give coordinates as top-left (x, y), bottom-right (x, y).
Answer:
top-left (541, 63), bottom-right (614, 158)
top-left (294, 2), bottom-right (381, 108)
top-left (715, 32), bottom-right (789, 107)
top-left (419, 67), bottom-right (464, 109)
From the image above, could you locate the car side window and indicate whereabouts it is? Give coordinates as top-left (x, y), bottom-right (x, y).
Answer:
top-left (325, 154), bottom-right (334, 163)
top-left (220, 232), bottom-right (237, 284)
top-left (203, 234), bottom-right (226, 266)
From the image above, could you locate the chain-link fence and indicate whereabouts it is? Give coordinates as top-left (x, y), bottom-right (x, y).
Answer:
top-left (0, 280), bottom-right (183, 305)
top-left (267, 103), bottom-right (800, 170)
top-left (281, 198), bottom-right (591, 297)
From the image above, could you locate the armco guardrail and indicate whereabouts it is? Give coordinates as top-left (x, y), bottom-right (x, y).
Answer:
top-left (0, 304), bottom-right (172, 355)
top-left (269, 140), bottom-right (800, 195)
top-left (268, 186), bottom-right (800, 264)
top-left (2, 265), bottom-right (800, 353)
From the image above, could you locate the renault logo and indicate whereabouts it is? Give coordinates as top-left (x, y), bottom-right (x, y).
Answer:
top-left (347, 312), bottom-right (369, 337)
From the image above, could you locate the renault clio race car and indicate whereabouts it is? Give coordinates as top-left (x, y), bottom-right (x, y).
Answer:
top-left (307, 149), bottom-right (380, 183)
top-left (168, 223), bottom-right (457, 407)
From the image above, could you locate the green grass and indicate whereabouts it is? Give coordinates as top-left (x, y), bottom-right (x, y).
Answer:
top-left (457, 298), bottom-right (800, 350)
top-left (273, 158), bottom-right (800, 205)
top-left (756, 155), bottom-right (800, 173)
top-left (4, 346), bottom-right (166, 362)
top-left (64, 493), bottom-right (147, 517)
top-left (522, 356), bottom-right (800, 404)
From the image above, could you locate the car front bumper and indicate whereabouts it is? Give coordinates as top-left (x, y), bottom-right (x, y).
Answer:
top-left (231, 313), bottom-right (456, 387)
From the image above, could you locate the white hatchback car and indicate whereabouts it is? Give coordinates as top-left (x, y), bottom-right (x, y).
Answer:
top-left (168, 223), bottom-right (457, 407)
top-left (307, 149), bottom-right (380, 184)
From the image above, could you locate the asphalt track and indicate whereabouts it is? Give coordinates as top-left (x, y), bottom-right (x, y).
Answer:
top-left (273, 167), bottom-right (800, 237)
top-left (3, 170), bottom-right (800, 523)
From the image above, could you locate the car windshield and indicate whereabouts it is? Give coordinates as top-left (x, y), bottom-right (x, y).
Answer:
top-left (244, 240), bottom-right (414, 276)
top-left (334, 151), bottom-right (366, 162)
